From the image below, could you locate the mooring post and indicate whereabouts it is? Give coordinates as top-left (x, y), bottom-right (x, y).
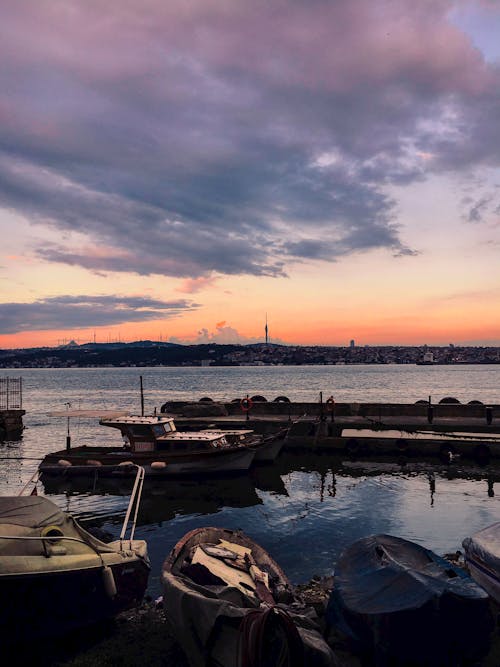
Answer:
top-left (65, 402), bottom-right (71, 450)
top-left (427, 395), bottom-right (433, 424)
top-left (140, 375), bottom-right (144, 417)
top-left (319, 391), bottom-right (324, 421)
top-left (486, 406), bottom-right (493, 425)
top-left (246, 393), bottom-right (250, 421)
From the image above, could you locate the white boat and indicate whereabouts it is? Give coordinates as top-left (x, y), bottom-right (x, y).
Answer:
top-left (39, 412), bottom-right (258, 477)
top-left (463, 522), bottom-right (500, 603)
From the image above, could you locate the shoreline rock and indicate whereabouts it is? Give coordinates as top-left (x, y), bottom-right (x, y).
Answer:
top-left (17, 578), bottom-right (500, 667)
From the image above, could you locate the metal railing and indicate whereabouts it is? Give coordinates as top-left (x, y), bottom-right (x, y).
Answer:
top-left (0, 377), bottom-right (22, 410)
top-left (19, 465), bottom-right (145, 551)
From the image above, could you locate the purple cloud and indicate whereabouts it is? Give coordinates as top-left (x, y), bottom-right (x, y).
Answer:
top-left (0, 295), bottom-right (198, 334)
top-left (1, 0), bottom-right (499, 279)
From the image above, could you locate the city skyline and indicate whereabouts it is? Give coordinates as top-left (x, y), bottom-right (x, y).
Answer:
top-left (1, 1), bottom-right (500, 348)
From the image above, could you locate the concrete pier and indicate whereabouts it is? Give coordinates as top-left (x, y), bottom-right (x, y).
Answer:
top-left (162, 400), bottom-right (500, 461)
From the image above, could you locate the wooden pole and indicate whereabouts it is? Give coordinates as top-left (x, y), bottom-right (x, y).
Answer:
top-left (140, 376), bottom-right (144, 417)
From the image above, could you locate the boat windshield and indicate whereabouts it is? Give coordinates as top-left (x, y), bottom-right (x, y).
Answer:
top-left (152, 422), bottom-right (174, 436)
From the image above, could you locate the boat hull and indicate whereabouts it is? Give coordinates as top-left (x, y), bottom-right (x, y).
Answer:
top-left (252, 435), bottom-right (286, 462)
top-left (466, 559), bottom-right (500, 604)
top-left (0, 557), bottom-right (149, 643)
top-left (463, 522), bottom-right (500, 604)
top-left (39, 445), bottom-right (256, 477)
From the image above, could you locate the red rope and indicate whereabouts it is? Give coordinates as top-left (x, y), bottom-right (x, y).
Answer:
top-left (239, 606), bottom-right (304, 667)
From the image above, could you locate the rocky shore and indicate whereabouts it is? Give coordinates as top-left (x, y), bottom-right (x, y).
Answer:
top-left (17, 577), bottom-right (500, 667)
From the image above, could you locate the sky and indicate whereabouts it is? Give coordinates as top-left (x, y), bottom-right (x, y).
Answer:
top-left (1, 0), bottom-right (500, 348)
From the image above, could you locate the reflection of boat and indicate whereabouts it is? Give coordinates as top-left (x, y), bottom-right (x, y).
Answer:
top-left (42, 474), bottom-right (263, 525)
top-left (0, 467), bottom-right (150, 643)
top-left (250, 464), bottom-right (288, 497)
top-left (162, 527), bottom-right (337, 667)
top-left (463, 522), bottom-right (500, 603)
top-left (40, 413), bottom-right (260, 478)
top-left (326, 534), bottom-right (493, 665)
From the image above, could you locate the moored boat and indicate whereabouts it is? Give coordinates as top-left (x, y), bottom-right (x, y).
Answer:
top-left (39, 412), bottom-right (258, 478)
top-left (201, 426), bottom-right (288, 462)
top-left (463, 522), bottom-right (500, 604)
top-left (326, 534), bottom-right (493, 665)
top-left (0, 466), bottom-right (150, 643)
top-left (161, 526), bottom-right (337, 667)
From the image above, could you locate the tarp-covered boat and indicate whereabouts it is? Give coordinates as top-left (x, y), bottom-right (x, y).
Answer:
top-left (326, 534), bottom-right (493, 665)
top-left (0, 467), bottom-right (150, 643)
top-left (162, 527), bottom-right (337, 667)
top-left (463, 522), bottom-right (500, 603)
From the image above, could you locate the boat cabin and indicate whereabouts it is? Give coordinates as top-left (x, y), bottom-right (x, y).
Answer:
top-left (99, 415), bottom-right (231, 453)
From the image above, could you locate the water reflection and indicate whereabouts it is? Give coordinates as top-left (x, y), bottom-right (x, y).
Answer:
top-left (337, 456), bottom-right (500, 502)
top-left (7, 450), bottom-right (500, 596)
top-left (42, 474), bottom-right (264, 526)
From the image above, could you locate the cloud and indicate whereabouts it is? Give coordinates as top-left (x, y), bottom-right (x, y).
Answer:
top-left (0, 295), bottom-right (198, 334)
top-left (169, 321), bottom-right (282, 345)
top-left (176, 275), bottom-right (219, 293)
top-left (1, 1), bottom-right (499, 279)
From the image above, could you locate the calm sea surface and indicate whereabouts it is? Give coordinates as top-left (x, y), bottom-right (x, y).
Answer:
top-left (1, 365), bottom-right (499, 594)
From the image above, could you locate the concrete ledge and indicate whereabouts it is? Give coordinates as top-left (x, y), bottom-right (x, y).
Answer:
top-left (161, 400), bottom-right (499, 420)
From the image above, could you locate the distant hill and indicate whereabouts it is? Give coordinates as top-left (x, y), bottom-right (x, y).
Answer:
top-left (0, 341), bottom-right (248, 368)
top-left (0, 341), bottom-right (498, 368)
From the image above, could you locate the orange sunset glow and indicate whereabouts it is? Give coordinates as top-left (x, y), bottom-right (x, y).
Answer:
top-left (1, 1), bottom-right (500, 349)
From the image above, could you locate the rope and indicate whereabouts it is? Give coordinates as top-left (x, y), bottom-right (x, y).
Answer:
top-left (0, 456), bottom-right (43, 461)
top-left (239, 606), bottom-right (304, 667)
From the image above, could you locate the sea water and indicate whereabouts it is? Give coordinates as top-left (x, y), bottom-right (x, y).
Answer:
top-left (1, 365), bottom-right (499, 594)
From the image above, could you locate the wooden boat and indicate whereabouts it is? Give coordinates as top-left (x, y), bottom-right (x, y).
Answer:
top-left (161, 527), bottom-right (337, 667)
top-left (0, 466), bottom-right (150, 643)
top-left (463, 522), bottom-right (500, 603)
top-left (200, 426), bottom-right (288, 462)
top-left (326, 534), bottom-right (493, 665)
top-left (39, 412), bottom-right (258, 478)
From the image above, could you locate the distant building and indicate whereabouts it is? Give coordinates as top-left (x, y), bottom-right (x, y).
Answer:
top-left (423, 351), bottom-right (434, 364)
top-left (350, 339), bottom-right (355, 348)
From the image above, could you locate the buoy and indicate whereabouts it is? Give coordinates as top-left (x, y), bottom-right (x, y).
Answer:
top-left (57, 459), bottom-right (72, 467)
top-left (102, 565), bottom-right (117, 598)
top-left (240, 397), bottom-right (253, 412)
top-left (118, 461), bottom-right (135, 466)
top-left (439, 444), bottom-right (456, 462)
top-left (151, 461), bottom-right (167, 470)
top-left (86, 459), bottom-right (102, 466)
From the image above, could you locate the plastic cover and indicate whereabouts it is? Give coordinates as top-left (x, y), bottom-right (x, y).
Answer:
top-left (331, 534), bottom-right (487, 616)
